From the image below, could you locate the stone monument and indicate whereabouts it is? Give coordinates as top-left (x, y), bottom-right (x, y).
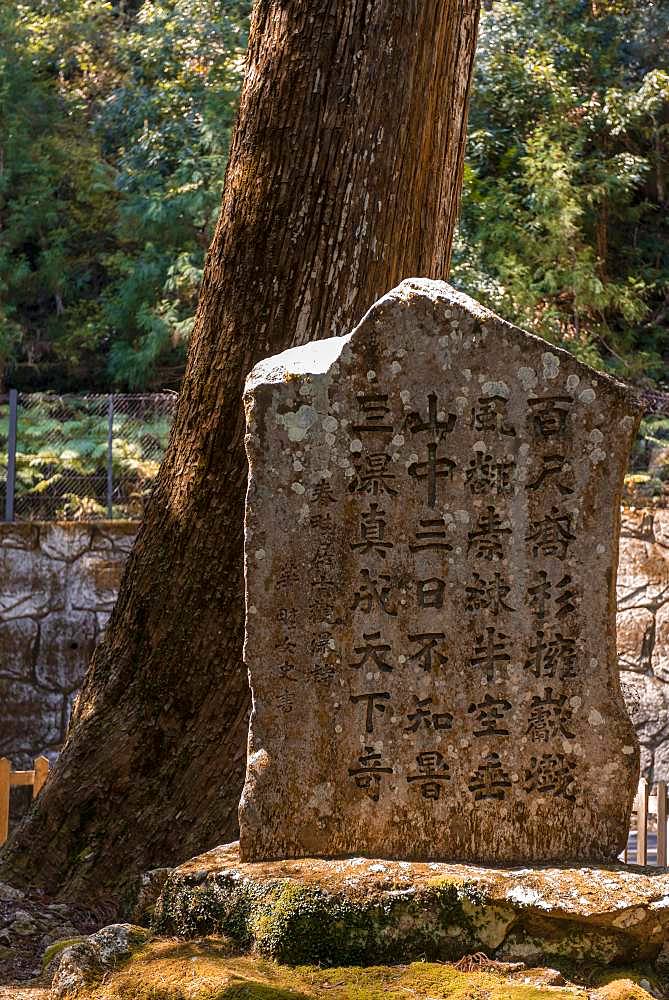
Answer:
top-left (239, 278), bottom-right (640, 864)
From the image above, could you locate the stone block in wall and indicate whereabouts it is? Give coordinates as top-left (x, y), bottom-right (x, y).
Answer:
top-left (69, 553), bottom-right (126, 612)
top-left (652, 601), bottom-right (669, 683)
top-left (0, 619), bottom-right (38, 680)
top-left (0, 521), bottom-right (136, 767)
top-left (653, 513), bottom-right (669, 549)
top-left (0, 545), bottom-right (64, 620)
top-left (621, 672), bottom-right (669, 746)
top-left (34, 611), bottom-right (98, 694)
top-left (0, 678), bottom-right (66, 758)
top-left (617, 607), bottom-right (654, 673)
top-left (90, 522), bottom-right (137, 555)
top-left (39, 523), bottom-right (94, 562)
top-left (0, 524), bottom-right (40, 551)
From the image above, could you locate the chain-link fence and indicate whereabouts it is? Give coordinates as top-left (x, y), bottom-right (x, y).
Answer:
top-left (0, 393), bottom-right (177, 521)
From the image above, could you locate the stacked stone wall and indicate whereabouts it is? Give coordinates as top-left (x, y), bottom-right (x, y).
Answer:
top-left (0, 521), bottom-right (136, 768)
top-left (618, 508), bottom-right (669, 781)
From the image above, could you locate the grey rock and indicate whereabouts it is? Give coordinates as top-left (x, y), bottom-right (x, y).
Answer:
top-left (240, 278), bottom-right (640, 864)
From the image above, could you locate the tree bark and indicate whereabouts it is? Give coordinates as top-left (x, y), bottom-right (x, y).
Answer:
top-left (1, 0), bottom-right (480, 910)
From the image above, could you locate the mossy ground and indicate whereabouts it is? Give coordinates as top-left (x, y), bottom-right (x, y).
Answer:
top-left (69, 936), bottom-right (663, 1000)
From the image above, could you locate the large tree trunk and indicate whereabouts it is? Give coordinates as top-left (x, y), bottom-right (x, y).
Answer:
top-left (1, 0), bottom-right (480, 911)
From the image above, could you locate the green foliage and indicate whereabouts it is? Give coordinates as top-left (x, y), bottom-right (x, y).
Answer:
top-left (453, 0), bottom-right (669, 387)
top-left (2, 0), bottom-right (666, 394)
top-left (0, 0), bottom-right (250, 390)
top-left (0, 394), bottom-right (173, 518)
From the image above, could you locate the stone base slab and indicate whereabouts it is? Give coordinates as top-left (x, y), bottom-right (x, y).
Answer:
top-left (154, 842), bottom-right (669, 968)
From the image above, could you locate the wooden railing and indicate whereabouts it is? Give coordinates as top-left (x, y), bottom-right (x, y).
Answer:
top-left (624, 778), bottom-right (668, 866)
top-left (0, 756), bottom-right (49, 845)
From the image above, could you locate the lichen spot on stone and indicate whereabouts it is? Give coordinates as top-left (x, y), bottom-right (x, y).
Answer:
top-left (542, 352), bottom-right (560, 380)
top-left (517, 366), bottom-right (537, 390)
top-left (278, 404), bottom-right (318, 442)
top-left (482, 380), bottom-right (510, 399)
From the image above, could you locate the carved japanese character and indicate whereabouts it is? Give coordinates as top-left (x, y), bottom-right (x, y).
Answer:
top-left (311, 630), bottom-right (334, 655)
top-left (276, 661), bottom-right (297, 680)
top-left (410, 516), bottom-right (453, 552)
top-left (417, 577), bottom-right (446, 609)
top-left (350, 630), bottom-right (393, 672)
top-left (555, 575), bottom-right (578, 618)
top-left (310, 511), bottom-right (334, 532)
top-left (470, 626), bottom-right (511, 682)
top-left (528, 571), bottom-right (578, 621)
top-left (405, 392), bottom-right (457, 440)
top-left (465, 452), bottom-right (515, 496)
top-left (407, 750), bottom-right (451, 799)
top-left (350, 691), bottom-right (391, 734)
top-left (471, 395), bottom-right (516, 436)
top-left (277, 607), bottom-right (297, 626)
top-left (408, 444), bottom-right (456, 508)
top-left (525, 628), bottom-right (577, 679)
top-left (465, 571), bottom-right (515, 616)
top-left (350, 503), bottom-right (394, 558)
top-left (528, 395), bottom-right (573, 437)
top-left (526, 506), bottom-right (576, 559)
top-left (276, 566), bottom-right (301, 590)
top-left (312, 661), bottom-right (336, 684)
top-left (314, 540), bottom-right (338, 572)
top-left (352, 393), bottom-right (393, 434)
top-left (350, 452), bottom-right (398, 497)
top-left (527, 454), bottom-right (575, 495)
top-left (468, 693), bottom-right (512, 736)
top-left (404, 695), bottom-right (453, 733)
top-left (407, 632), bottom-right (448, 672)
top-left (524, 752), bottom-right (576, 800)
top-left (526, 688), bottom-right (575, 741)
top-left (277, 631), bottom-right (297, 654)
top-left (349, 746), bottom-right (393, 801)
top-left (351, 568), bottom-right (398, 617)
top-left (277, 691), bottom-right (294, 713)
top-left (468, 752), bottom-right (512, 800)
top-left (311, 479), bottom-right (336, 505)
top-left (309, 580), bottom-right (341, 624)
top-left (468, 506), bottom-right (511, 560)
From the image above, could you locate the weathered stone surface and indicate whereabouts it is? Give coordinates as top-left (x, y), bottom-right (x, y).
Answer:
top-left (617, 509), bottom-right (669, 780)
top-left (155, 842), bottom-right (669, 967)
top-left (129, 868), bottom-right (174, 926)
top-left (0, 522), bottom-right (135, 768)
top-left (34, 611), bottom-right (98, 693)
top-left (49, 924), bottom-right (149, 998)
top-left (240, 279), bottom-right (639, 864)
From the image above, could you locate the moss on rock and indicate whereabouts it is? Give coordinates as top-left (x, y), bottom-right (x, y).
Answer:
top-left (153, 844), bottom-right (669, 969)
top-left (53, 935), bottom-right (623, 1000)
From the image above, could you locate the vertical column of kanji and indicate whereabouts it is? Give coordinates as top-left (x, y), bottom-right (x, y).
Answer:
top-left (402, 390), bottom-right (458, 805)
top-left (522, 393), bottom-right (581, 812)
top-left (462, 389), bottom-right (518, 807)
top-left (346, 386), bottom-right (398, 806)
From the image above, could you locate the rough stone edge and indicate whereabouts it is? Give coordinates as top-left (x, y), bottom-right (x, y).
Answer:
top-left (244, 279), bottom-right (641, 414)
top-left (153, 844), bottom-right (669, 969)
top-left (47, 923), bottom-right (150, 999)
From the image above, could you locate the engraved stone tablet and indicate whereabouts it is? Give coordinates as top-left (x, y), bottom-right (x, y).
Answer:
top-left (239, 278), bottom-right (640, 863)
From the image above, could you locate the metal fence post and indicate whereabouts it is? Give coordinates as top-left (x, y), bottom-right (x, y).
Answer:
top-left (106, 394), bottom-right (114, 519)
top-left (4, 389), bottom-right (18, 523)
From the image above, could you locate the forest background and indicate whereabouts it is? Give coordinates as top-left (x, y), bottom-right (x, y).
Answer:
top-left (1, 0), bottom-right (667, 474)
